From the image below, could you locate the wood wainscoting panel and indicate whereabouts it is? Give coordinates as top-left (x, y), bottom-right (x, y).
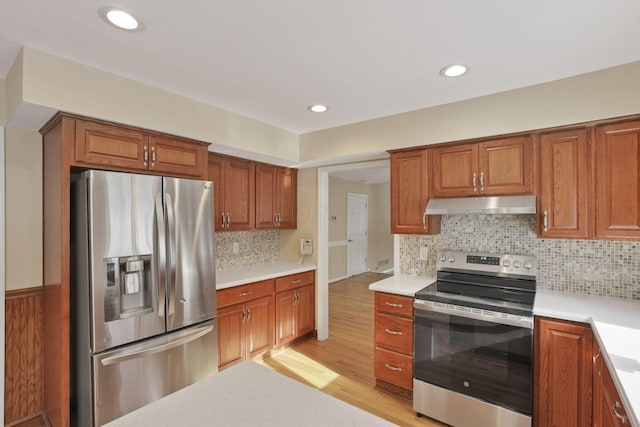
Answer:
top-left (5, 287), bottom-right (44, 425)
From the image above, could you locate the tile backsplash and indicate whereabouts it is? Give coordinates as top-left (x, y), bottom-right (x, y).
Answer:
top-left (399, 215), bottom-right (640, 300)
top-left (216, 230), bottom-right (279, 270)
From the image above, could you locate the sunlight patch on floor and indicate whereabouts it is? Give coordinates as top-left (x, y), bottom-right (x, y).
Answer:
top-left (260, 349), bottom-right (340, 389)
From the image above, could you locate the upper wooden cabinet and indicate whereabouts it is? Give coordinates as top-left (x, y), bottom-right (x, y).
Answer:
top-left (207, 154), bottom-right (255, 231)
top-left (538, 129), bottom-right (590, 238)
top-left (389, 149), bottom-right (440, 235)
top-left (432, 137), bottom-right (533, 197)
top-left (534, 317), bottom-right (593, 427)
top-left (255, 164), bottom-right (297, 229)
top-left (75, 118), bottom-right (208, 178)
top-left (594, 120), bottom-right (640, 240)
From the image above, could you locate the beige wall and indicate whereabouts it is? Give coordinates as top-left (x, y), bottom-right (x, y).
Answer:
top-left (4, 126), bottom-right (42, 290)
top-left (0, 78), bottom-right (6, 124)
top-left (327, 177), bottom-right (393, 281)
top-left (299, 61), bottom-right (640, 161)
top-left (279, 168), bottom-right (318, 264)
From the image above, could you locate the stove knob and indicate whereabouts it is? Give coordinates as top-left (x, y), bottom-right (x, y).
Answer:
top-left (439, 256), bottom-right (446, 262)
top-left (513, 260), bottom-right (522, 269)
top-left (524, 262), bottom-right (533, 270)
top-left (448, 256), bottom-right (455, 263)
top-left (502, 259), bottom-right (511, 267)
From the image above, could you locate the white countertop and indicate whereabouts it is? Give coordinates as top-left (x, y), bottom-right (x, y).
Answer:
top-left (535, 290), bottom-right (640, 427)
top-left (104, 361), bottom-right (393, 427)
top-left (368, 274), bottom-right (436, 296)
top-left (216, 261), bottom-right (316, 290)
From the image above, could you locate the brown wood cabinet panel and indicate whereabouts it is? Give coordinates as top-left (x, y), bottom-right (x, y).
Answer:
top-left (374, 347), bottom-right (413, 390)
top-left (207, 154), bottom-right (226, 230)
top-left (432, 143), bottom-right (478, 197)
top-left (217, 304), bottom-right (246, 370)
top-left (374, 292), bottom-right (413, 318)
top-left (245, 296), bottom-right (274, 358)
top-left (390, 149), bottom-right (439, 234)
top-left (255, 164), bottom-right (277, 228)
top-left (5, 288), bottom-right (44, 425)
top-left (75, 120), bottom-right (148, 171)
top-left (217, 279), bottom-right (275, 308)
top-left (479, 137), bottom-right (533, 195)
top-left (595, 120), bottom-right (640, 240)
top-left (276, 167), bottom-right (297, 229)
top-left (375, 312), bottom-right (413, 354)
top-left (593, 341), bottom-right (630, 427)
top-left (275, 271), bottom-right (315, 293)
top-left (538, 129), bottom-right (590, 238)
top-left (148, 135), bottom-right (207, 178)
top-left (534, 317), bottom-right (593, 427)
top-left (226, 158), bottom-right (255, 230)
top-left (275, 290), bottom-right (296, 346)
top-left (255, 165), bottom-right (297, 230)
top-left (296, 285), bottom-right (315, 337)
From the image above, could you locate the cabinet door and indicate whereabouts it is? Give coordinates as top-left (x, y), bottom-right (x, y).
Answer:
top-left (390, 150), bottom-right (439, 234)
top-left (276, 168), bottom-right (297, 229)
top-left (375, 312), bottom-right (413, 354)
top-left (207, 154), bottom-right (226, 231)
top-left (255, 164), bottom-right (277, 229)
top-left (226, 158), bottom-right (255, 230)
top-left (148, 135), bottom-right (207, 178)
top-left (431, 143), bottom-right (478, 197)
top-left (275, 290), bottom-right (296, 346)
top-left (595, 120), bottom-right (640, 239)
top-left (538, 130), bottom-right (590, 238)
top-left (245, 296), bottom-right (274, 358)
top-left (534, 317), bottom-right (593, 427)
top-left (75, 120), bottom-right (148, 171)
top-left (217, 304), bottom-right (246, 370)
top-left (478, 137), bottom-right (533, 195)
top-left (296, 285), bottom-right (315, 337)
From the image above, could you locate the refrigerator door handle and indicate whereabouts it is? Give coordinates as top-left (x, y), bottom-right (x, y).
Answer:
top-left (155, 193), bottom-right (167, 318)
top-left (100, 324), bottom-right (214, 366)
top-left (165, 192), bottom-right (177, 316)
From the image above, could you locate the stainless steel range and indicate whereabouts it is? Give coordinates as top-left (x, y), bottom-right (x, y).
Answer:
top-left (413, 250), bottom-right (537, 427)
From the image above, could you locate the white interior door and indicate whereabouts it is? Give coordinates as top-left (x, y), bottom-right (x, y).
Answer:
top-left (347, 193), bottom-right (368, 277)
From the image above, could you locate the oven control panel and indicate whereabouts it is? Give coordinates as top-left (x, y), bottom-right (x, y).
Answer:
top-left (437, 250), bottom-right (537, 277)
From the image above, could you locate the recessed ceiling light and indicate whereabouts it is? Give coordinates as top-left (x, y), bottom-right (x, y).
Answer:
top-left (308, 104), bottom-right (329, 113)
top-left (440, 64), bottom-right (468, 78)
top-left (99, 7), bottom-right (142, 31)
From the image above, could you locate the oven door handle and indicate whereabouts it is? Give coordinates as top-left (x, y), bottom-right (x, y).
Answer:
top-left (414, 300), bottom-right (533, 329)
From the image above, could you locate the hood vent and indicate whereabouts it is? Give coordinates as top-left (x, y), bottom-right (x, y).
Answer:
top-left (425, 195), bottom-right (536, 215)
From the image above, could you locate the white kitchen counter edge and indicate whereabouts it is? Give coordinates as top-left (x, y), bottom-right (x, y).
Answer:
top-left (368, 274), bottom-right (436, 297)
top-left (216, 261), bottom-right (316, 290)
top-left (534, 290), bottom-right (640, 427)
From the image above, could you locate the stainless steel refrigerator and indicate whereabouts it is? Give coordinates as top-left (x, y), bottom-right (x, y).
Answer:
top-left (72, 170), bottom-right (218, 426)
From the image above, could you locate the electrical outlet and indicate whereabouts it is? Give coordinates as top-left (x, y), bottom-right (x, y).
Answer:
top-left (419, 247), bottom-right (429, 261)
top-left (232, 242), bottom-right (239, 255)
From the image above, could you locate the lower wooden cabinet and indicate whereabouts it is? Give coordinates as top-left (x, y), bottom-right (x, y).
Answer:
top-left (275, 281), bottom-right (315, 346)
top-left (534, 316), bottom-right (593, 427)
top-left (217, 280), bottom-right (275, 370)
top-left (373, 292), bottom-right (414, 397)
top-left (593, 341), bottom-right (630, 427)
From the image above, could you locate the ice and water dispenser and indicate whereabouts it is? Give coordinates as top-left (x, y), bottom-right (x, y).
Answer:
top-left (103, 255), bottom-right (153, 321)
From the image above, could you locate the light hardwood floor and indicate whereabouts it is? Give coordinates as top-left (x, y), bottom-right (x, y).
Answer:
top-left (258, 273), bottom-right (445, 427)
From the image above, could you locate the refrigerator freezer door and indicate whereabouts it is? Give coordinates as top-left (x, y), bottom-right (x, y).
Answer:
top-left (163, 177), bottom-right (216, 331)
top-left (91, 319), bottom-right (218, 426)
top-left (86, 171), bottom-right (166, 352)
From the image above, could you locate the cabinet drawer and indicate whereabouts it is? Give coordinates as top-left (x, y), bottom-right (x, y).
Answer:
top-left (75, 120), bottom-right (148, 171)
top-left (375, 347), bottom-right (413, 390)
top-left (275, 271), bottom-right (315, 293)
top-left (375, 313), bottom-right (413, 354)
top-left (217, 279), bottom-right (274, 308)
top-left (375, 292), bottom-right (413, 318)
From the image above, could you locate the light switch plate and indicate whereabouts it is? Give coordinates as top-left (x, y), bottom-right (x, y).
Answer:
top-left (232, 242), bottom-right (239, 254)
top-left (419, 247), bottom-right (429, 261)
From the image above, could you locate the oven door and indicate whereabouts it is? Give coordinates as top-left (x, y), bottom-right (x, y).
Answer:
top-left (413, 300), bottom-right (533, 416)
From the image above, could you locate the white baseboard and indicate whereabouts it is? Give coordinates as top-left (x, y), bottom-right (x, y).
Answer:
top-left (329, 275), bottom-right (348, 284)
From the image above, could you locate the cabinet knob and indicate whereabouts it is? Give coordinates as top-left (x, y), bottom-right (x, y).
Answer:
top-left (543, 210), bottom-right (548, 232)
top-left (480, 171), bottom-right (485, 192)
top-left (472, 172), bottom-right (477, 192)
top-left (143, 146), bottom-right (148, 166)
top-left (612, 401), bottom-right (627, 424)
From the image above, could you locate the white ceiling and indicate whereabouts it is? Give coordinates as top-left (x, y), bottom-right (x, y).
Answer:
top-left (1, 1), bottom-right (639, 134)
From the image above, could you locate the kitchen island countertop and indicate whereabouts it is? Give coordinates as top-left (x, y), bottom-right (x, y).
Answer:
top-left (216, 261), bottom-right (316, 290)
top-left (368, 274), bottom-right (436, 296)
top-left (535, 290), bottom-right (640, 427)
top-left (104, 361), bottom-right (393, 427)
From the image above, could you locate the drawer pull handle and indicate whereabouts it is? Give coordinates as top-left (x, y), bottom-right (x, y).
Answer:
top-left (384, 302), bottom-right (403, 308)
top-left (543, 210), bottom-right (548, 232)
top-left (384, 363), bottom-right (402, 372)
top-left (239, 291), bottom-right (253, 297)
top-left (612, 402), bottom-right (627, 423)
top-left (384, 329), bottom-right (403, 335)
top-left (291, 279), bottom-right (302, 284)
